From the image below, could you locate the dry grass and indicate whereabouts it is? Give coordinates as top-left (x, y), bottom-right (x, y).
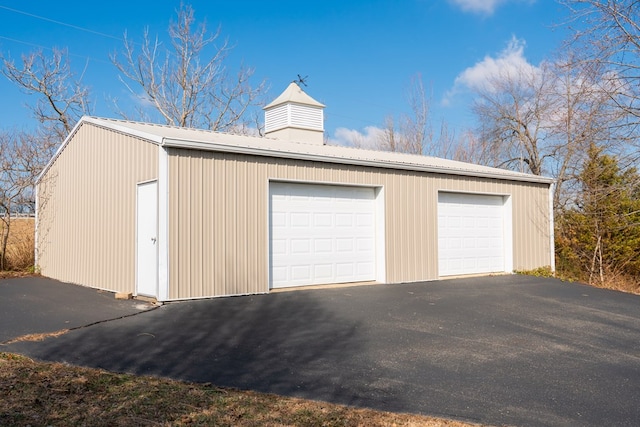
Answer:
top-left (555, 266), bottom-right (640, 296)
top-left (593, 273), bottom-right (640, 295)
top-left (2, 329), bottom-right (70, 345)
top-left (0, 352), bottom-right (485, 427)
top-left (1, 218), bottom-right (35, 271)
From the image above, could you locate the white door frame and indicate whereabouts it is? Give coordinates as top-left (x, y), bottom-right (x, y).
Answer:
top-left (136, 180), bottom-right (158, 297)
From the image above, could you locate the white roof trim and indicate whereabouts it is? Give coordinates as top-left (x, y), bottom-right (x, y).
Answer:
top-left (83, 116), bottom-right (164, 144)
top-left (161, 137), bottom-right (553, 184)
top-left (36, 116), bottom-right (163, 184)
top-left (37, 116), bottom-right (554, 185)
top-left (36, 118), bottom-right (84, 184)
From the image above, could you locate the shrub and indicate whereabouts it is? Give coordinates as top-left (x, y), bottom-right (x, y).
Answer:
top-left (515, 266), bottom-right (555, 278)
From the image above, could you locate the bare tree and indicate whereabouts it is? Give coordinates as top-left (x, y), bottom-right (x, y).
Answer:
top-left (378, 116), bottom-right (403, 152)
top-left (435, 120), bottom-right (459, 160)
top-left (452, 128), bottom-right (498, 165)
top-left (468, 57), bottom-right (621, 208)
top-left (401, 75), bottom-right (432, 154)
top-left (546, 56), bottom-right (621, 208)
top-left (374, 74), bottom-right (460, 156)
top-left (111, 4), bottom-right (266, 132)
top-left (2, 48), bottom-right (91, 141)
top-left (561, 0), bottom-right (640, 124)
top-left (471, 62), bottom-right (552, 176)
top-left (0, 131), bottom-right (57, 269)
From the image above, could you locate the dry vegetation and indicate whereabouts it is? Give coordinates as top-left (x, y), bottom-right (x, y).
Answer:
top-left (1, 218), bottom-right (35, 272)
top-left (598, 275), bottom-right (640, 295)
top-left (0, 352), bottom-right (484, 427)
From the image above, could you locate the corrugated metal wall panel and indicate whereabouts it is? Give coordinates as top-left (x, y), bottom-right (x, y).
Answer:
top-left (520, 183), bottom-right (551, 270)
top-left (167, 150), bottom-right (551, 299)
top-left (37, 123), bottom-right (158, 292)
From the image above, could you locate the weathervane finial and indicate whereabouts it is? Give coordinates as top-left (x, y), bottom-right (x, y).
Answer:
top-left (294, 74), bottom-right (308, 87)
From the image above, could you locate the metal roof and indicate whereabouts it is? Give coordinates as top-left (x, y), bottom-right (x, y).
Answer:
top-left (39, 116), bottom-right (554, 185)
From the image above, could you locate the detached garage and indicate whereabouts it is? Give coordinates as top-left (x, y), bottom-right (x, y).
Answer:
top-left (36, 82), bottom-right (554, 301)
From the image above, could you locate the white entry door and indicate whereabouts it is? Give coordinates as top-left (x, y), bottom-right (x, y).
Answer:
top-left (438, 192), bottom-right (506, 276)
top-left (270, 182), bottom-right (377, 288)
top-left (136, 181), bottom-right (158, 297)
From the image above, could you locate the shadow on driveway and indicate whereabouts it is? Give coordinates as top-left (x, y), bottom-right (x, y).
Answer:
top-left (4, 275), bottom-right (640, 427)
top-left (5, 290), bottom-right (383, 409)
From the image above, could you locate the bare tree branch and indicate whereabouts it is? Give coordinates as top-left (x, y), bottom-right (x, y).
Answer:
top-left (562, 0), bottom-right (640, 142)
top-left (1, 48), bottom-right (91, 142)
top-left (466, 56), bottom-right (624, 210)
top-left (373, 74), bottom-right (451, 156)
top-left (111, 4), bottom-right (266, 133)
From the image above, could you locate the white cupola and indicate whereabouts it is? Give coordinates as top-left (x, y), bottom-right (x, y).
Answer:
top-left (263, 82), bottom-right (325, 145)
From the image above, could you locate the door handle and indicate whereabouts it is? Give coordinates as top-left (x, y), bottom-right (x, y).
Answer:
top-left (151, 237), bottom-right (157, 244)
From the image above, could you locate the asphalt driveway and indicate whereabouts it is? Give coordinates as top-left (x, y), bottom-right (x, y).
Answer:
top-left (0, 276), bottom-right (154, 343)
top-left (3, 275), bottom-right (640, 427)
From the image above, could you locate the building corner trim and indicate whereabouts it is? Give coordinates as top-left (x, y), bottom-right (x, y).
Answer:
top-left (34, 183), bottom-right (39, 268)
top-left (157, 146), bottom-right (170, 301)
top-left (549, 183), bottom-right (556, 272)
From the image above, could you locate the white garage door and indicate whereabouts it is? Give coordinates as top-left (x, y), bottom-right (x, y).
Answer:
top-left (438, 192), bottom-right (506, 276)
top-left (270, 182), bottom-right (377, 288)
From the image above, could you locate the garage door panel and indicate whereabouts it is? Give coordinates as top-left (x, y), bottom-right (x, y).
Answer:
top-left (335, 213), bottom-right (354, 227)
top-left (270, 182), bottom-right (377, 288)
top-left (438, 192), bottom-right (506, 277)
top-left (272, 239), bottom-right (287, 255)
top-left (357, 261), bottom-right (375, 275)
top-left (357, 237), bottom-right (375, 251)
top-left (272, 266), bottom-right (287, 282)
top-left (272, 212), bottom-right (286, 227)
top-left (291, 239), bottom-right (311, 254)
top-left (356, 212), bottom-right (374, 227)
top-left (290, 212), bottom-right (310, 227)
top-left (336, 263), bottom-right (354, 278)
top-left (314, 213), bottom-right (332, 226)
top-left (291, 265), bottom-right (311, 281)
top-left (314, 239), bottom-right (332, 252)
top-left (336, 238), bottom-right (353, 252)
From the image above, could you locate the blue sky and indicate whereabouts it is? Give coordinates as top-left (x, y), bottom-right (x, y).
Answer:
top-left (0, 0), bottom-right (573, 144)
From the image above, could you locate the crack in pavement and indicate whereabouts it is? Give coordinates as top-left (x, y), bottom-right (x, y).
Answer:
top-left (0, 303), bottom-right (161, 345)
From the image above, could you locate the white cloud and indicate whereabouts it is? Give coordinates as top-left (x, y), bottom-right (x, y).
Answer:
top-left (328, 126), bottom-right (384, 149)
top-left (444, 36), bottom-right (541, 103)
top-left (449, 0), bottom-right (508, 15)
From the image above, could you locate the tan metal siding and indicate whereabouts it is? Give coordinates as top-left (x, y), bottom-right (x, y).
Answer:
top-left (37, 123), bottom-right (158, 292)
top-left (511, 181), bottom-right (551, 270)
top-left (168, 150), bottom-right (551, 299)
